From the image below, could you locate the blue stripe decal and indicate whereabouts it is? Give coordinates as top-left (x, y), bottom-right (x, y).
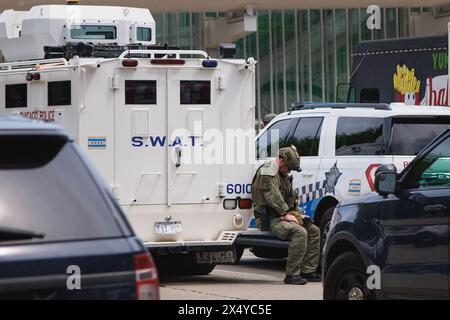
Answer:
top-left (88, 144), bottom-right (106, 148)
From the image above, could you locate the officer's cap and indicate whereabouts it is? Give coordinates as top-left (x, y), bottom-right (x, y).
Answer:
top-left (279, 145), bottom-right (301, 172)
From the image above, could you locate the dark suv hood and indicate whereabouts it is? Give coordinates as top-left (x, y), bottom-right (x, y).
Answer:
top-left (339, 192), bottom-right (382, 207)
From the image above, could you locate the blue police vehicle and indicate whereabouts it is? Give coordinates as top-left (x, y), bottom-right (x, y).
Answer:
top-left (323, 128), bottom-right (450, 300)
top-left (0, 117), bottom-right (159, 299)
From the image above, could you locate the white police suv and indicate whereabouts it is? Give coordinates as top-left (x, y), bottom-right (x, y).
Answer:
top-left (253, 102), bottom-right (450, 247)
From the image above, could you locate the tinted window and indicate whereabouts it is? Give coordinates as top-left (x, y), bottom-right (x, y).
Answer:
top-left (286, 117), bottom-right (323, 156)
top-left (336, 117), bottom-right (384, 156)
top-left (180, 81), bottom-right (211, 105)
top-left (5, 84), bottom-right (27, 108)
top-left (257, 119), bottom-right (292, 159)
top-left (404, 136), bottom-right (450, 189)
top-left (360, 88), bottom-right (379, 103)
top-left (48, 81), bottom-right (71, 106)
top-left (137, 27), bottom-right (152, 41)
top-left (390, 117), bottom-right (450, 155)
top-left (125, 80), bottom-right (157, 105)
top-left (0, 135), bottom-right (123, 243)
top-left (71, 25), bottom-right (117, 40)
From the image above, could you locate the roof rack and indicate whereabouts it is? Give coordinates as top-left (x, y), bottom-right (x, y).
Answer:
top-left (289, 102), bottom-right (391, 112)
top-left (44, 43), bottom-right (182, 60)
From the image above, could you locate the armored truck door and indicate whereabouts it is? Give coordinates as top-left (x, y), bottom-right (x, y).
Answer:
top-left (114, 69), bottom-right (167, 205)
top-left (167, 69), bottom-right (222, 204)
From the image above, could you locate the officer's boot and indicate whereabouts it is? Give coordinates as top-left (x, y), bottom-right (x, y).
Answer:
top-left (284, 274), bottom-right (307, 285)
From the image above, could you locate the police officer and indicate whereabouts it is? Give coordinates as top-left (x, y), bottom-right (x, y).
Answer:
top-left (252, 145), bottom-right (321, 285)
top-left (262, 113), bottom-right (277, 129)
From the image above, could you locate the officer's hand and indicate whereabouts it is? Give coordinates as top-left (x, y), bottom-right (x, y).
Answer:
top-left (282, 214), bottom-right (299, 224)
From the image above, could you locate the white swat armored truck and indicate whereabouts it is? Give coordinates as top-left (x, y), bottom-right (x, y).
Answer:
top-left (0, 3), bottom-right (256, 275)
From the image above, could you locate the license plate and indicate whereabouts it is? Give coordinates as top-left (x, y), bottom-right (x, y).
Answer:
top-left (196, 250), bottom-right (236, 264)
top-left (154, 221), bottom-right (182, 235)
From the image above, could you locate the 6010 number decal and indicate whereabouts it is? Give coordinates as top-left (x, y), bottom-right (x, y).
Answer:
top-left (227, 184), bottom-right (252, 195)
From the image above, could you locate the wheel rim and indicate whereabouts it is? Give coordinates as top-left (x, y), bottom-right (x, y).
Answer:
top-left (348, 287), bottom-right (364, 300)
top-left (335, 269), bottom-right (367, 300)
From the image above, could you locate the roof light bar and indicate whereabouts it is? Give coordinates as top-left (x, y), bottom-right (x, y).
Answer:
top-left (202, 60), bottom-right (218, 68)
top-left (122, 59), bottom-right (139, 67)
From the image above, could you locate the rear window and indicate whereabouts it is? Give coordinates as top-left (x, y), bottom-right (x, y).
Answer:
top-left (180, 81), bottom-right (211, 105)
top-left (125, 80), bottom-right (157, 105)
top-left (336, 117), bottom-right (384, 156)
top-left (390, 117), bottom-right (450, 155)
top-left (5, 84), bottom-right (27, 109)
top-left (0, 135), bottom-right (124, 243)
top-left (48, 81), bottom-right (71, 106)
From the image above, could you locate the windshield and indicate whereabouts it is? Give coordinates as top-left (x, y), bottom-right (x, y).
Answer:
top-left (0, 135), bottom-right (124, 243)
top-left (390, 117), bottom-right (450, 155)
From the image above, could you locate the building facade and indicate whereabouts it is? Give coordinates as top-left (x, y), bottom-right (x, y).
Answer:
top-left (1, 4), bottom-right (448, 123)
top-left (153, 7), bottom-right (448, 122)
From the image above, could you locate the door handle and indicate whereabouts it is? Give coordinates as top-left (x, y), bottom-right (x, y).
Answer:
top-left (424, 204), bottom-right (447, 213)
top-left (175, 146), bottom-right (182, 168)
top-left (301, 172), bottom-right (314, 177)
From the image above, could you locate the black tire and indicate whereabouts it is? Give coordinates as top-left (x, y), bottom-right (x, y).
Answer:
top-left (154, 252), bottom-right (216, 277)
top-left (318, 207), bottom-right (335, 251)
top-left (323, 252), bottom-right (375, 300)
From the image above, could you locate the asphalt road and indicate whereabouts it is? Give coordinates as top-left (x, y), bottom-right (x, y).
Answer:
top-left (159, 250), bottom-right (323, 300)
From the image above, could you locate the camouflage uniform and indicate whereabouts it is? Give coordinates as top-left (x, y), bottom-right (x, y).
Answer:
top-left (252, 151), bottom-right (320, 276)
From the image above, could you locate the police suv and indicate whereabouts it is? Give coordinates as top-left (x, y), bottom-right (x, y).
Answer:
top-left (237, 102), bottom-right (450, 258)
top-left (0, 4), bottom-right (256, 275)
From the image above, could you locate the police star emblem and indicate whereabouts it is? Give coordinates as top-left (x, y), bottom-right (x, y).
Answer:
top-left (324, 161), bottom-right (342, 195)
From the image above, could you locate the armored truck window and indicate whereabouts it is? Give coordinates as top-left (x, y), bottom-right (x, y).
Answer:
top-left (180, 81), bottom-right (211, 105)
top-left (257, 119), bottom-right (292, 159)
top-left (335, 117), bottom-right (384, 156)
top-left (48, 81), bottom-right (71, 106)
top-left (137, 27), bottom-right (152, 42)
top-left (286, 117), bottom-right (323, 157)
top-left (125, 80), bottom-right (157, 105)
top-left (5, 84), bottom-right (27, 109)
top-left (71, 25), bottom-right (117, 40)
top-left (390, 117), bottom-right (450, 155)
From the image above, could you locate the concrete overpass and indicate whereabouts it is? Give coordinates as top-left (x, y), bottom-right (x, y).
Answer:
top-left (1, 0), bottom-right (450, 12)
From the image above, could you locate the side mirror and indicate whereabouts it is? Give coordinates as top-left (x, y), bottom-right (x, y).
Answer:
top-left (374, 164), bottom-right (397, 197)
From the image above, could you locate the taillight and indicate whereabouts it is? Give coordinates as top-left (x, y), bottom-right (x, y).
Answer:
top-left (151, 59), bottom-right (185, 65)
top-left (365, 164), bottom-right (381, 191)
top-left (238, 198), bottom-right (252, 209)
top-left (223, 199), bottom-right (237, 210)
top-left (26, 72), bottom-right (41, 81)
top-left (134, 252), bottom-right (159, 300)
top-left (122, 59), bottom-right (139, 67)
